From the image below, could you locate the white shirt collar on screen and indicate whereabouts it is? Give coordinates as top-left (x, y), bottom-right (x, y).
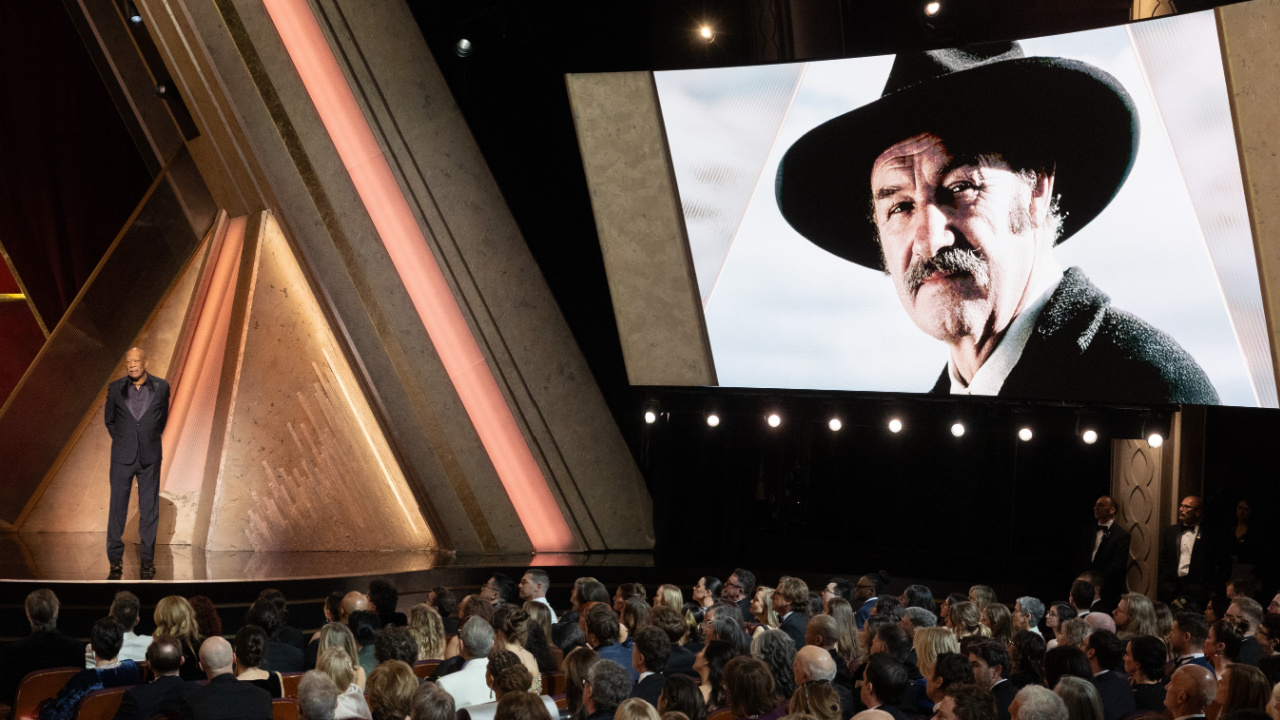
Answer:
top-left (949, 270), bottom-right (1063, 396)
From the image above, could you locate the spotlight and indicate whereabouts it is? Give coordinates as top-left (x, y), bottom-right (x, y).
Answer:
top-left (455, 38), bottom-right (473, 57)
top-left (924, 1), bottom-right (942, 16)
top-left (829, 418), bottom-right (842, 432)
top-left (1148, 433), bottom-right (1164, 448)
top-left (699, 25), bottom-right (714, 41)
top-left (644, 411), bottom-right (656, 424)
top-left (951, 422), bottom-right (965, 437)
top-left (1082, 429), bottom-right (1098, 444)
top-left (706, 414), bottom-right (720, 427)
top-left (767, 414), bottom-right (781, 428)
top-left (124, 0), bottom-right (143, 23)
top-left (1018, 427), bottom-right (1033, 441)
top-left (888, 418), bottom-right (903, 433)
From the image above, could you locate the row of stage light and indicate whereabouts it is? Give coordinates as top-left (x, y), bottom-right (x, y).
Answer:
top-left (642, 409), bottom-right (1165, 448)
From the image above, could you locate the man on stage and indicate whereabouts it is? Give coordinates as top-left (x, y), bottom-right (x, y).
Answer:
top-left (104, 348), bottom-right (170, 580)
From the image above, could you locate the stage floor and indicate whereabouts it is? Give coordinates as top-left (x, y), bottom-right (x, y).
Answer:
top-left (0, 532), bottom-right (653, 583)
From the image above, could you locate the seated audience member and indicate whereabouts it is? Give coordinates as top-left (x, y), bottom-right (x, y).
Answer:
top-left (901, 607), bottom-right (938, 639)
top-left (751, 587), bottom-right (781, 637)
top-left (246, 600), bottom-right (304, 673)
top-left (439, 617), bottom-right (497, 708)
top-left (950, 602), bottom-right (990, 640)
top-left (518, 569), bottom-right (558, 623)
top-left (1056, 619), bottom-right (1090, 654)
top-left (633, 627), bottom-right (672, 706)
top-left (1009, 632), bottom-right (1046, 689)
top-left (624, 600), bottom-right (654, 643)
top-left (349, 610), bottom-right (384, 679)
top-left (828, 599), bottom-right (865, 675)
top-left (1052, 677), bottom-right (1102, 720)
top-left (235, 625), bottom-right (285, 698)
top-left (482, 574), bottom-right (518, 608)
top-left (179, 636), bottom-right (273, 720)
top-left (565, 646), bottom-right (601, 719)
top-left (929, 654), bottom-right (976, 706)
top-left (87, 591), bottom-right (151, 667)
top-left (1013, 599), bottom-right (1045, 638)
top-left (1042, 648), bottom-right (1091, 691)
top-left (941, 594), bottom-right (967, 625)
top-left (1207, 619), bottom-right (1248, 676)
top-left (409, 604), bottom-right (447, 661)
top-left (901, 586), bottom-right (935, 614)
top-left (793, 645), bottom-right (853, 720)
top-left (155, 595), bottom-right (206, 682)
top-left (856, 574), bottom-right (892, 630)
top-left (497, 606), bottom-right (555, 683)
top-left (970, 588), bottom-right (998, 614)
top-left (429, 587), bottom-right (460, 637)
top-left (314, 622), bottom-right (367, 688)
top-left (523, 601), bottom-right (562, 669)
top-left (751, 629), bottom-right (797, 701)
top-left (585, 660), bottom-right (635, 720)
top-left (1169, 612), bottom-right (1215, 677)
top-left (588, 603), bottom-right (641, 682)
top-left (0, 589), bottom-right (87, 707)
top-left (411, 682), bottom-right (457, 720)
top-left (807, 616), bottom-right (848, 679)
top-left (1010, 685), bottom-right (1067, 720)
top-left (970, 641), bottom-right (1017, 720)
top-left (189, 596), bottom-right (223, 643)
top-left (298, 670), bottom-right (340, 720)
top-left (935, 684), bottom-right (997, 720)
top-left (696, 641), bottom-right (737, 711)
top-left (874, 598), bottom-right (907, 626)
top-left (1265, 682), bottom-right (1280, 720)
top-left (496, 692), bottom-right (554, 720)
top-left (369, 580), bottom-right (408, 628)
top-left (1254, 614), bottom-right (1279, 658)
top-left (822, 579), bottom-right (855, 616)
top-left (1083, 631), bottom-right (1135, 720)
top-left (485, 651), bottom-right (531, 700)
top-left (1083, 614), bottom-right (1115, 636)
top-left (38, 618), bottom-right (142, 720)
top-left (1123, 636), bottom-right (1166, 713)
top-left (776, 577), bottom-right (812, 650)
top-left (861, 653), bottom-right (910, 720)
top-left (375, 626), bottom-right (420, 669)
top-left (694, 578), bottom-right (724, 611)
top-left (317, 646), bottom-right (372, 720)
top-left (258, 588), bottom-right (308, 651)
top-left (1077, 574), bottom-right (1107, 615)
top-left (617, 698), bottom-right (662, 720)
top-left (444, 597), bottom-right (495, 660)
top-left (368, 660), bottom-right (418, 720)
top-left (1069, 582), bottom-right (1096, 618)
top-left (1164, 665), bottom-right (1217, 720)
top-left (658, 674), bottom-right (707, 720)
top-left (1046, 603), bottom-right (1077, 650)
top-left (790, 679), bottom-right (842, 720)
top-left (983, 606), bottom-right (1014, 647)
top-left (655, 585), bottom-right (686, 613)
top-left (723, 656), bottom-right (785, 720)
top-left (1213, 665), bottom-right (1271, 720)
top-left (652, 606), bottom-right (696, 676)
top-left (1113, 594), bottom-right (1159, 640)
top-left (1226, 598), bottom-right (1266, 666)
top-left (113, 636), bottom-right (200, 720)
top-left (616, 584), bottom-right (648, 615)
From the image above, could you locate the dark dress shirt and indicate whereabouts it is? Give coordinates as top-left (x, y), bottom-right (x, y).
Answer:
top-left (0, 629), bottom-right (86, 706)
top-left (178, 673), bottom-right (272, 720)
top-left (112, 674), bottom-right (202, 720)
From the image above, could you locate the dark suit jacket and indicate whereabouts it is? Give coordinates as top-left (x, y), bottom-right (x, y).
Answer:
top-left (1238, 636), bottom-right (1263, 667)
top-left (274, 626), bottom-right (307, 653)
top-left (930, 267), bottom-right (1219, 404)
top-left (992, 680), bottom-right (1019, 720)
top-left (631, 673), bottom-right (665, 706)
top-left (262, 641), bottom-right (304, 673)
top-left (428, 655), bottom-right (466, 682)
top-left (1157, 524), bottom-right (1227, 604)
top-left (736, 598), bottom-right (753, 619)
top-left (177, 674), bottom-right (271, 720)
top-left (666, 645), bottom-right (696, 677)
top-left (1091, 671), bottom-right (1136, 720)
top-left (0, 629), bottom-right (86, 705)
top-left (112, 675), bottom-right (201, 720)
top-left (779, 612), bottom-right (808, 651)
top-left (1079, 523), bottom-right (1131, 601)
top-left (104, 375), bottom-right (170, 465)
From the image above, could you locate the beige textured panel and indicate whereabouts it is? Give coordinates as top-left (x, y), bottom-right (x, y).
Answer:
top-left (204, 213), bottom-right (434, 551)
top-left (567, 71), bottom-right (717, 387)
top-left (1218, 2), bottom-right (1280, 395)
top-left (1112, 439), bottom-right (1162, 597)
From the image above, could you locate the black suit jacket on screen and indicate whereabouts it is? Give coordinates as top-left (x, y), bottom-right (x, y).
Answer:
top-left (104, 375), bottom-right (170, 465)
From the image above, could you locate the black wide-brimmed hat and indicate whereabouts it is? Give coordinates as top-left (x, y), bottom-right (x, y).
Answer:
top-left (775, 42), bottom-right (1139, 269)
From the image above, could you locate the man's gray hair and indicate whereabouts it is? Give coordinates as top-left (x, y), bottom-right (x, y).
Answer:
top-left (298, 670), bottom-right (339, 720)
top-left (587, 659), bottom-right (634, 712)
top-left (1230, 597), bottom-right (1263, 628)
top-left (459, 615), bottom-right (494, 659)
top-left (1016, 685), bottom-right (1067, 720)
top-left (903, 607), bottom-right (937, 629)
top-left (1017, 597), bottom-right (1045, 624)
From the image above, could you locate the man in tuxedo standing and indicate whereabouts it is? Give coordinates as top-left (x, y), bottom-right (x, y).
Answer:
top-left (104, 348), bottom-right (170, 580)
top-left (1079, 497), bottom-right (1131, 607)
top-left (1158, 497), bottom-right (1226, 606)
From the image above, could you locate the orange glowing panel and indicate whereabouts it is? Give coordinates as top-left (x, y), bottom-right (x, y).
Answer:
top-left (261, 0), bottom-right (576, 551)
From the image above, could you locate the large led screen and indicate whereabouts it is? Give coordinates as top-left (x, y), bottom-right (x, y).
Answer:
top-left (652, 11), bottom-right (1275, 407)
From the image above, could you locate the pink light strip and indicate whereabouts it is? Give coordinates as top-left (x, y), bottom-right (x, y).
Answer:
top-left (261, 0), bottom-right (576, 552)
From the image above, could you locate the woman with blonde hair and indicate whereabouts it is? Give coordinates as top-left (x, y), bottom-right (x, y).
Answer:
top-left (616, 698), bottom-right (663, 720)
top-left (523, 600), bottom-right (563, 668)
top-left (367, 660), bottom-right (417, 720)
top-left (315, 622), bottom-right (367, 689)
top-left (1113, 593), bottom-right (1159, 639)
top-left (914, 627), bottom-right (960, 681)
top-left (318, 646), bottom-right (372, 720)
top-left (493, 606), bottom-right (548, 693)
top-left (788, 680), bottom-right (841, 720)
top-left (154, 596), bottom-right (204, 681)
top-left (655, 585), bottom-right (685, 612)
top-left (408, 603), bottom-right (446, 661)
top-left (948, 601), bottom-right (989, 639)
top-left (827, 599), bottom-right (862, 669)
top-left (749, 587), bottom-right (780, 638)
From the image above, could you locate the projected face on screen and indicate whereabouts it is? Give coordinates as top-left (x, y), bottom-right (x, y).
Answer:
top-left (649, 11), bottom-right (1275, 407)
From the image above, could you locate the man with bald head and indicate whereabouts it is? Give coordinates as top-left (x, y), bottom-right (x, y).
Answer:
top-left (1164, 664), bottom-right (1215, 720)
top-left (796, 645), bottom-right (856, 720)
top-left (1158, 496), bottom-right (1228, 605)
top-left (104, 347), bottom-right (170, 579)
top-left (177, 637), bottom-right (271, 720)
top-left (340, 592), bottom-right (370, 623)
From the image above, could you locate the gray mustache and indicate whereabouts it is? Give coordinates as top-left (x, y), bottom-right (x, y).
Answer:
top-left (905, 247), bottom-right (990, 296)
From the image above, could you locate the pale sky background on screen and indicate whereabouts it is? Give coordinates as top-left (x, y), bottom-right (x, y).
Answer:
top-left (654, 12), bottom-right (1261, 406)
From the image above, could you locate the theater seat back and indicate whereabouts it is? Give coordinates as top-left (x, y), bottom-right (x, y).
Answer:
top-left (13, 667), bottom-right (81, 720)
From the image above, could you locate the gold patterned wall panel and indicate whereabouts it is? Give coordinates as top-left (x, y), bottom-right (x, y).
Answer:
top-left (202, 212), bottom-right (434, 552)
top-left (1112, 439), bottom-right (1162, 597)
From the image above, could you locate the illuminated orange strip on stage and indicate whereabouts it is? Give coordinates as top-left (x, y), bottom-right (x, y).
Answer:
top-left (261, 0), bottom-right (576, 551)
